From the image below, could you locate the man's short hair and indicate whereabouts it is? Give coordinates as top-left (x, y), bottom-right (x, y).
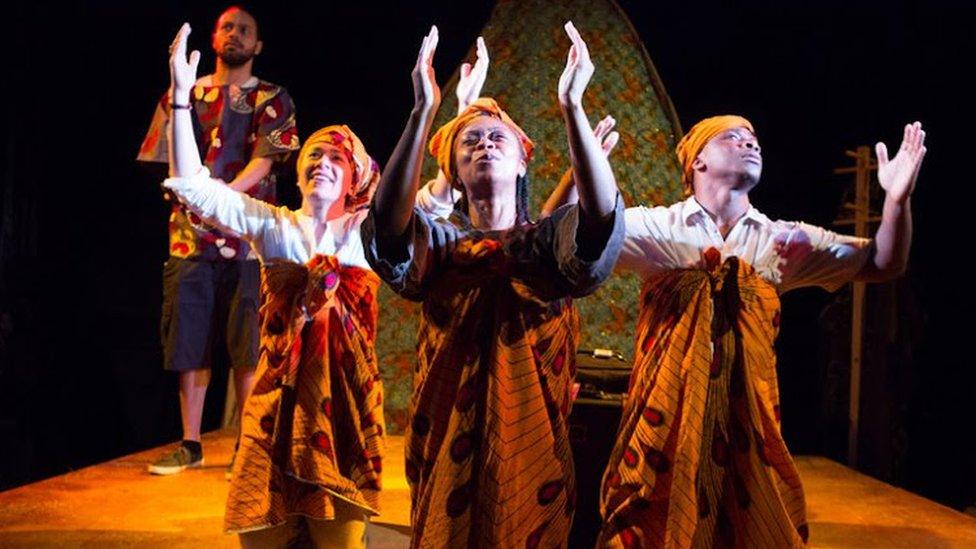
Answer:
top-left (214, 4), bottom-right (262, 40)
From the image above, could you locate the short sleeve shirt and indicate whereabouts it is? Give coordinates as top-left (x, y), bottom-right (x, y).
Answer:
top-left (138, 75), bottom-right (300, 260)
top-left (618, 197), bottom-right (872, 293)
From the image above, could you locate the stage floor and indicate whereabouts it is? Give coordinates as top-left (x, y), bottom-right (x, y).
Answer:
top-left (1, 429), bottom-right (974, 548)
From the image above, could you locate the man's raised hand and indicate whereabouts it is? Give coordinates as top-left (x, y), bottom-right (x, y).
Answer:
top-left (877, 121), bottom-right (927, 205)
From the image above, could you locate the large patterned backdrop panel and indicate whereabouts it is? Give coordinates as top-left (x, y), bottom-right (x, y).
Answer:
top-left (378, 0), bottom-right (685, 433)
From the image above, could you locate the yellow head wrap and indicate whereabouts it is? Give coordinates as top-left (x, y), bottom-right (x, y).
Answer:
top-left (675, 115), bottom-right (755, 195)
top-left (300, 125), bottom-right (381, 213)
top-left (428, 97), bottom-right (534, 189)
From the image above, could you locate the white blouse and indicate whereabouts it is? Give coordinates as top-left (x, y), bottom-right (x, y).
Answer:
top-left (163, 169), bottom-right (371, 269)
top-left (414, 179), bottom-right (460, 220)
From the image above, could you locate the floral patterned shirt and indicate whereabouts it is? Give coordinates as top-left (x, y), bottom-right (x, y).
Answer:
top-left (138, 75), bottom-right (300, 260)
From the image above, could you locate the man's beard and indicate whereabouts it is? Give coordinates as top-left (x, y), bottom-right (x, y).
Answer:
top-left (218, 46), bottom-right (255, 68)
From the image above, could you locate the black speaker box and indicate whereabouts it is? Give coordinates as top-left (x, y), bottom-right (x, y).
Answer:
top-left (568, 349), bottom-right (631, 548)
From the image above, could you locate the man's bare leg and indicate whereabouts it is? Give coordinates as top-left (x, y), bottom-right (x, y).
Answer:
top-left (179, 367), bottom-right (211, 441)
top-left (148, 367), bottom-right (210, 475)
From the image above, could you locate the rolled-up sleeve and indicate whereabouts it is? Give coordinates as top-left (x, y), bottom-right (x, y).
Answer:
top-left (414, 179), bottom-right (460, 219)
top-left (361, 206), bottom-right (442, 302)
top-left (776, 222), bottom-right (872, 293)
top-left (545, 193), bottom-right (625, 297)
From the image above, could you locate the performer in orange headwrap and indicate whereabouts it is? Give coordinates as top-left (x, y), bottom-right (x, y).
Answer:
top-left (363, 24), bottom-right (624, 548)
top-left (593, 114), bottom-right (927, 547)
top-left (415, 37), bottom-right (621, 219)
top-left (163, 24), bottom-right (383, 548)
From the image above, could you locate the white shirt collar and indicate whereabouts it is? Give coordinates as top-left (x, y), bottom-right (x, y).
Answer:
top-left (682, 196), bottom-right (766, 228)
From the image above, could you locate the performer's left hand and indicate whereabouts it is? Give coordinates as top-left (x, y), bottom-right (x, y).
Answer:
top-left (558, 22), bottom-right (594, 108)
top-left (877, 121), bottom-right (927, 205)
top-left (456, 37), bottom-right (488, 114)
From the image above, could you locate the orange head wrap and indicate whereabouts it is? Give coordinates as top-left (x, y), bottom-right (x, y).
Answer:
top-left (675, 115), bottom-right (755, 196)
top-left (300, 125), bottom-right (381, 213)
top-left (428, 97), bottom-right (534, 189)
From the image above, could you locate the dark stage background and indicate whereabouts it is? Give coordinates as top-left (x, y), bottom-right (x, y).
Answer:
top-left (3, 0), bottom-right (974, 511)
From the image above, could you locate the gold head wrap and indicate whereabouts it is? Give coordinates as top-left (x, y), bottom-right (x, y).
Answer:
top-left (428, 97), bottom-right (534, 188)
top-left (675, 115), bottom-right (754, 195)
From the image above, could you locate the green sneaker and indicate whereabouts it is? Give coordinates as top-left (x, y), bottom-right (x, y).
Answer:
top-left (147, 445), bottom-right (204, 475)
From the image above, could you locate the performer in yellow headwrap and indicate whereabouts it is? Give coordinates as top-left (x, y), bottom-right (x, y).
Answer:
top-left (363, 24), bottom-right (624, 548)
top-left (414, 36), bottom-right (621, 219)
top-left (593, 114), bottom-right (927, 547)
top-left (163, 24), bottom-right (383, 548)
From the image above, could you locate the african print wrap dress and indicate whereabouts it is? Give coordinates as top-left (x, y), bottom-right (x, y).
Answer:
top-left (160, 170), bottom-right (385, 533)
top-left (599, 258), bottom-right (805, 548)
top-left (363, 200), bottom-right (623, 548)
top-left (600, 199), bottom-right (871, 548)
top-left (225, 255), bottom-right (385, 532)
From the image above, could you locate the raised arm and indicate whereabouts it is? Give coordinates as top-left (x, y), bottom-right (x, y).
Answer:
top-left (856, 121), bottom-right (926, 281)
top-left (540, 114), bottom-right (619, 217)
top-left (371, 26), bottom-right (441, 245)
top-left (557, 22), bottom-right (618, 228)
top-left (167, 23), bottom-right (203, 178)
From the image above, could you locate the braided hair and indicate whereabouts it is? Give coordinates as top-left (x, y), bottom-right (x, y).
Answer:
top-left (452, 173), bottom-right (532, 226)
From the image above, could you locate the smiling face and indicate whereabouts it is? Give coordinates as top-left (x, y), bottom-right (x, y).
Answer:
top-left (693, 126), bottom-right (763, 190)
top-left (452, 115), bottom-right (527, 203)
top-left (296, 140), bottom-right (354, 209)
top-left (212, 8), bottom-right (262, 67)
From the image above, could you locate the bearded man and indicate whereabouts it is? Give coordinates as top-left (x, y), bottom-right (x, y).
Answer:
top-left (138, 5), bottom-right (300, 476)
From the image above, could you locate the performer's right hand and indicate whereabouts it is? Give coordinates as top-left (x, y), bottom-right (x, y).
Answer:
top-left (594, 115), bottom-right (620, 157)
top-left (169, 23), bottom-right (200, 105)
top-left (412, 26), bottom-right (441, 114)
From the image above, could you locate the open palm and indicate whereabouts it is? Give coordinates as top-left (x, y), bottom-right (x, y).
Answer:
top-left (876, 122), bottom-right (926, 204)
top-left (411, 26), bottom-right (440, 111)
top-left (456, 37), bottom-right (488, 114)
top-left (557, 22), bottom-right (593, 107)
top-left (169, 23), bottom-right (200, 100)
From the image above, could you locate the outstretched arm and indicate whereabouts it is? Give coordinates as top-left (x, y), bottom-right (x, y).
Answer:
top-left (856, 121), bottom-right (926, 281)
top-left (167, 23), bottom-right (203, 178)
top-left (371, 26), bottom-right (441, 245)
top-left (540, 114), bottom-right (619, 217)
